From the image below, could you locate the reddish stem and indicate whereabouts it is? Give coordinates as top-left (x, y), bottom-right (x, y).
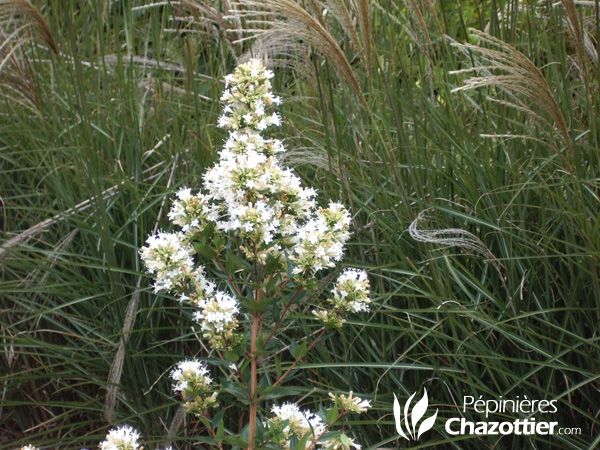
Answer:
top-left (248, 311), bottom-right (259, 450)
top-left (306, 410), bottom-right (349, 450)
top-left (270, 328), bottom-right (327, 389)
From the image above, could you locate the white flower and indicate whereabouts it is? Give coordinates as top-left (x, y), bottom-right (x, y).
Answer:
top-left (194, 291), bottom-right (240, 333)
top-left (139, 231), bottom-right (194, 293)
top-left (170, 359), bottom-right (218, 413)
top-left (321, 434), bottom-right (362, 449)
top-left (330, 269), bottom-right (371, 313)
top-left (290, 208), bottom-right (349, 275)
top-left (168, 188), bottom-right (212, 235)
top-left (191, 267), bottom-right (216, 298)
top-left (329, 391), bottom-right (371, 414)
top-left (267, 113), bottom-right (281, 126)
top-left (313, 269), bottom-right (371, 327)
top-left (99, 425), bottom-right (141, 450)
top-left (255, 102), bottom-right (265, 116)
top-left (192, 291), bottom-right (241, 349)
top-left (268, 403), bottom-right (325, 449)
top-left (217, 59), bottom-right (281, 132)
top-left (218, 114), bottom-right (229, 128)
top-left (170, 359), bottom-right (212, 393)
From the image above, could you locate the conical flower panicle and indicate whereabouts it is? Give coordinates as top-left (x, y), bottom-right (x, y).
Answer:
top-left (202, 59), bottom-right (322, 253)
top-left (155, 58), bottom-right (351, 272)
top-left (218, 58), bottom-right (281, 132)
top-left (140, 59), bottom-right (370, 349)
top-left (136, 57), bottom-right (373, 450)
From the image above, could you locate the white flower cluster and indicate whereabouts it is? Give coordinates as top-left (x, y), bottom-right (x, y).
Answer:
top-left (171, 359), bottom-right (212, 393)
top-left (267, 402), bottom-right (325, 449)
top-left (186, 267), bottom-right (217, 304)
top-left (170, 359), bottom-right (218, 414)
top-left (328, 391), bottom-right (371, 414)
top-left (99, 425), bottom-right (141, 450)
top-left (193, 291), bottom-right (241, 349)
top-left (162, 58), bottom-right (350, 273)
top-left (313, 269), bottom-right (371, 328)
top-left (219, 58), bottom-right (281, 131)
top-left (321, 435), bottom-right (362, 450)
top-left (18, 446), bottom-right (39, 450)
top-left (140, 234), bottom-right (240, 349)
top-left (167, 187), bottom-right (216, 236)
top-left (202, 132), bottom-right (317, 249)
top-left (291, 203), bottom-right (351, 274)
top-left (332, 269), bottom-right (371, 313)
top-left (318, 392), bottom-right (370, 449)
top-left (267, 395), bottom-right (369, 450)
top-left (139, 231), bottom-right (194, 293)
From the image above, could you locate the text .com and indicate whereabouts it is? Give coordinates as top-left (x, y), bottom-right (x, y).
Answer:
top-left (445, 418), bottom-right (582, 436)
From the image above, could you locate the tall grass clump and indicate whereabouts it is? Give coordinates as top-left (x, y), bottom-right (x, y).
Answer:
top-left (1, 0), bottom-right (227, 447)
top-left (1, 1), bottom-right (599, 449)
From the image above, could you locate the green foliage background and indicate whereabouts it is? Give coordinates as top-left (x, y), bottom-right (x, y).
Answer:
top-left (1, 0), bottom-right (599, 448)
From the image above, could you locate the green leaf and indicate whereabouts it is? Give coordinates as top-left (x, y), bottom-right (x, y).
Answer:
top-left (289, 339), bottom-right (298, 359)
top-left (253, 349), bottom-right (272, 356)
top-left (340, 433), bottom-right (352, 446)
top-left (263, 254), bottom-right (283, 276)
top-left (274, 355), bottom-right (282, 377)
top-left (290, 341), bottom-right (308, 360)
top-left (224, 250), bottom-right (251, 274)
top-left (194, 435), bottom-right (217, 445)
top-left (256, 332), bottom-right (266, 350)
top-left (195, 244), bottom-right (217, 259)
top-left (294, 432), bottom-right (311, 450)
top-left (241, 298), bottom-right (268, 313)
top-left (222, 436), bottom-right (248, 447)
top-left (222, 381), bottom-right (249, 403)
top-left (211, 408), bottom-right (224, 429)
top-left (261, 386), bottom-right (301, 400)
top-left (203, 221), bottom-right (216, 239)
top-left (216, 419), bottom-right (225, 441)
top-left (222, 350), bottom-right (240, 362)
top-left (196, 414), bottom-right (212, 429)
top-left (326, 404), bottom-right (340, 425)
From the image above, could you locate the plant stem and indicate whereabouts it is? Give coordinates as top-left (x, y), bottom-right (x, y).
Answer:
top-left (263, 284), bottom-right (300, 346)
top-left (263, 273), bottom-right (310, 347)
top-left (204, 411), bottom-right (225, 450)
top-left (248, 310), bottom-right (259, 450)
top-left (248, 251), bottom-right (261, 450)
top-left (306, 410), bottom-right (349, 450)
top-left (270, 328), bottom-right (327, 389)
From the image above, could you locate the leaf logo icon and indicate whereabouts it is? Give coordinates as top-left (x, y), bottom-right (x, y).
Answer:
top-left (394, 388), bottom-right (438, 440)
